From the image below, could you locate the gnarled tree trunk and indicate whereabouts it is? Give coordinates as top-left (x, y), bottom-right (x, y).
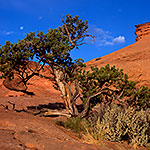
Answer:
top-left (53, 68), bottom-right (79, 117)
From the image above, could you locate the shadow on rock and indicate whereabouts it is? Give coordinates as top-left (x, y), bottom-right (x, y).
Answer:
top-left (27, 102), bottom-right (66, 111)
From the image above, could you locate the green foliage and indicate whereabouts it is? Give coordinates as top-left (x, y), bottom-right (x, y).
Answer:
top-left (23, 14), bottom-right (90, 66)
top-left (0, 40), bottom-right (34, 81)
top-left (88, 104), bottom-right (150, 147)
top-left (63, 117), bottom-right (86, 133)
top-left (77, 64), bottom-right (136, 106)
top-left (56, 117), bottom-right (87, 137)
top-left (127, 86), bottom-right (150, 110)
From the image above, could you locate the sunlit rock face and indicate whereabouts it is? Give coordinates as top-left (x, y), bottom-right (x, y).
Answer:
top-left (135, 22), bottom-right (150, 41)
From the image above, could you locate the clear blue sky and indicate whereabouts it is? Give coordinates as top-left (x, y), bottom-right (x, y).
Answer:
top-left (0, 0), bottom-right (150, 62)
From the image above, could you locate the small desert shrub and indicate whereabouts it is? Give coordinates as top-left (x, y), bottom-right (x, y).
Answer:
top-left (88, 104), bottom-right (150, 147)
top-left (64, 117), bottom-right (85, 133)
top-left (56, 117), bottom-right (87, 134)
top-left (83, 118), bottom-right (104, 145)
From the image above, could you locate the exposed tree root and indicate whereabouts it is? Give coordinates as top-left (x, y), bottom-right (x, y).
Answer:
top-left (42, 109), bottom-right (71, 118)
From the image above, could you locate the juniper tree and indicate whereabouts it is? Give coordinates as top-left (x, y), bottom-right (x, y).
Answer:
top-left (0, 14), bottom-right (93, 116)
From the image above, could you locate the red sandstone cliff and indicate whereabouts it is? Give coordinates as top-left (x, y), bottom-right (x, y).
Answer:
top-left (135, 22), bottom-right (150, 41)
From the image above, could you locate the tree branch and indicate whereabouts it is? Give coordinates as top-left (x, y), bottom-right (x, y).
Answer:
top-left (61, 18), bottom-right (76, 48)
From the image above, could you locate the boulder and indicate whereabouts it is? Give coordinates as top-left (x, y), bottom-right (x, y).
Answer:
top-left (3, 78), bottom-right (27, 91)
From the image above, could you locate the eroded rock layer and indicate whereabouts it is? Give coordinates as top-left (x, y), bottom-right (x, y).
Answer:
top-left (135, 22), bottom-right (150, 41)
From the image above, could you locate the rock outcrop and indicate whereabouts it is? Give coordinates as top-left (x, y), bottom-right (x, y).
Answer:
top-left (3, 78), bottom-right (27, 91)
top-left (135, 22), bottom-right (150, 41)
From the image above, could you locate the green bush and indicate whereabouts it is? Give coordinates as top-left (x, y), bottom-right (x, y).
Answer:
top-left (77, 64), bottom-right (138, 113)
top-left (88, 104), bottom-right (150, 147)
top-left (127, 86), bottom-right (150, 110)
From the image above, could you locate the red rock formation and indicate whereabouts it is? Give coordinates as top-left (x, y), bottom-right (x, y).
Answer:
top-left (3, 78), bottom-right (27, 91)
top-left (135, 22), bottom-right (150, 41)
